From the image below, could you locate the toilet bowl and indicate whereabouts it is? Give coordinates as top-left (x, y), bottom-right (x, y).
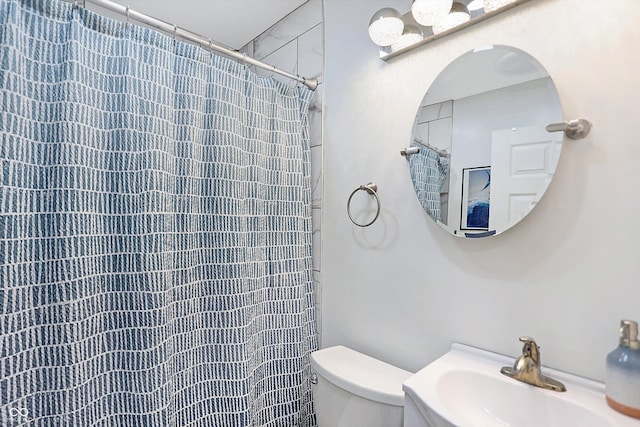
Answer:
top-left (310, 345), bottom-right (413, 427)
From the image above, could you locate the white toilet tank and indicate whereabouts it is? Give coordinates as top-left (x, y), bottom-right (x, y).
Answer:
top-left (310, 345), bottom-right (413, 427)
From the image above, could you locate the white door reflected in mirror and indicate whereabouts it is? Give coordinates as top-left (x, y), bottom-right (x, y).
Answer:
top-left (489, 126), bottom-right (560, 231)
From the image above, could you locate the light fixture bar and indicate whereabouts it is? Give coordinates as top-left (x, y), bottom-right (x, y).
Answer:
top-left (381, 0), bottom-right (532, 61)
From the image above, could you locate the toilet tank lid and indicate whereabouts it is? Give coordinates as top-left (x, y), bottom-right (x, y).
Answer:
top-left (310, 345), bottom-right (413, 407)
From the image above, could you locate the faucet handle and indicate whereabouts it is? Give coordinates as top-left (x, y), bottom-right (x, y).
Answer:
top-left (518, 336), bottom-right (540, 364)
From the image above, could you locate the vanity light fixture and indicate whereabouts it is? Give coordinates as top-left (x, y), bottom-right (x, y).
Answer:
top-left (368, 7), bottom-right (404, 46)
top-left (432, 2), bottom-right (470, 34)
top-left (369, 0), bottom-right (532, 60)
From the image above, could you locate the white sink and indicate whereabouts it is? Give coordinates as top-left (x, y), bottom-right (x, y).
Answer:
top-left (403, 343), bottom-right (640, 427)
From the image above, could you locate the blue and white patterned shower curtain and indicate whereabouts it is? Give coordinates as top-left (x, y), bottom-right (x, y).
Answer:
top-left (409, 143), bottom-right (449, 222)
top-left (0, 0), bottom-right (318, 425)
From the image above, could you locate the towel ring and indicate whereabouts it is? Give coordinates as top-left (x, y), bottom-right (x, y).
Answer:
top-left (347, 182), bottom-right (380, 227)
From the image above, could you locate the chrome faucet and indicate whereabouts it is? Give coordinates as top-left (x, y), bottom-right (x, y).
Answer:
top-left (500, 336), bottom-right (566, 392)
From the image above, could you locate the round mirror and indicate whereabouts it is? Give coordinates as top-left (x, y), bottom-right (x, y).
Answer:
top-left (408, 45), bottom-right (564, 238)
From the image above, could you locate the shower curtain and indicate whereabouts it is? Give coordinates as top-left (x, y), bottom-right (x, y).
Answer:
top-left (0, 0), bottom-right (318, 425)
top-left (409, 143), bottom-right (449, 222)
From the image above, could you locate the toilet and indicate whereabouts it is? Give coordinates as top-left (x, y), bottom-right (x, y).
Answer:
top-left (310, 345), bottom-right (413, 427)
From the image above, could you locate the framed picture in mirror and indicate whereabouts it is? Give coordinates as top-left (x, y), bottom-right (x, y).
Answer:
top-left (460, 166), bottom-right (491, 230)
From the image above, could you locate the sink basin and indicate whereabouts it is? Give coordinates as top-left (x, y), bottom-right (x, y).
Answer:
top-left (403, 343), bottom-right (639, 427)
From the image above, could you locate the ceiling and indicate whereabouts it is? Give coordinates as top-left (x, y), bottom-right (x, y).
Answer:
top-left (86, 0), bottom-right (309, 50)
top-left (424, 45), bottom-right (549, 104)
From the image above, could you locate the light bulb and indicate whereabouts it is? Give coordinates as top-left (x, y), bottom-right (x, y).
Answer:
top-left (484, 0), bottom-right (517, 12)
top-left (391, 25), bottom-right (424, 52)
top-left (368, 8), bottom-right (404, 46)
top-left (432, 2), bottom-right (470, 34)
top-left (411, 0), bottom-right (453, 27)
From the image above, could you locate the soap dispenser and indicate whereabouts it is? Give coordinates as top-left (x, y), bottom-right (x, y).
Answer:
top-left (606, 320), bottom-right (640, 418)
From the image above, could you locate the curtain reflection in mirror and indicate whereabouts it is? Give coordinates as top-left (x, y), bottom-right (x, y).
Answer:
top-left (409, 142), bottom-right (450, 223)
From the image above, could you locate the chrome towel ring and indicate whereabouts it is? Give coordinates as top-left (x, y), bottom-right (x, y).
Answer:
top-left (347, 182), bottom-right (381, 227)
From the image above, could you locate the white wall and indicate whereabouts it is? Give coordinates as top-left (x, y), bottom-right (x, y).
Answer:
top-left (322, 0), bottom-right (640, 382)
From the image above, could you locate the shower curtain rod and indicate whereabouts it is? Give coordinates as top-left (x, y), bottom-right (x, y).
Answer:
top-left (82, 0), bottom-right (319, 91)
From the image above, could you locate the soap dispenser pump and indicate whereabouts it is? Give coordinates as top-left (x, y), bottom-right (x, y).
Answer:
top-left (606, 320), bottom-right (640, 418)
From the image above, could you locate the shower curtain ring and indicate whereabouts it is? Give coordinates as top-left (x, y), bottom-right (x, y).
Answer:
top-left (209, 39), bottom-right (214, 59)
top-left (287, 76), bottom-right (300, 91)
top-left (173, 25), bottom-right (178, 41)
top-left (244, 54), bottom-right (257, 72)
top-left (125, 6), bottom-right (130, 29)
top-left (242, 53), bottom-right (253, 72)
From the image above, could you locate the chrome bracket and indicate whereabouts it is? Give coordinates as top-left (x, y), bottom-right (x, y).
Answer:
top-left (400, 146), bottom-right (420, 157)
top-left (545, 118), bottom-right (592, 140)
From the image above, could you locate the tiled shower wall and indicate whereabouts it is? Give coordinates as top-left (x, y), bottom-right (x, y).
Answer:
top-left (241, 0), bottom-right (324, 340)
